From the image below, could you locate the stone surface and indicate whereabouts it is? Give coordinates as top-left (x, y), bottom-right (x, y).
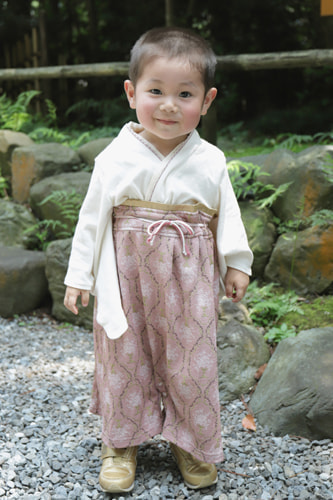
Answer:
top-left (250, 327), bottom-right (333, 440)
top-left (0, 199), bottom-right (37, 247)
top-left (0, 246), bottom-right (49, 316)
top-left (219, 297), bottom-right (251, 325)
top-left (0, 129), bottom-right (34, 179)
top-left (45, 238), bottom-right (94, 330)
top-left (77, 137), bottom-right (113, 167)
top-left (217, 318), bottom-right (270, 402)
top-left (257, 145), bottom-right (333, 221)
top-left (265, 224), bottom-right (333, 294)
top-left (11, 143), bottom-right (81, 202)
top-left (1, 314), bottom-right (332, 500)
top-left (240, 202), bottom-right (277, 278)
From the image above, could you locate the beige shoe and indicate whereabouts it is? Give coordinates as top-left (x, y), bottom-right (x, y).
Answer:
top-left (99, 443), bottom-right (138, 493)
top-left (170, 442), bottom-right (217, 489)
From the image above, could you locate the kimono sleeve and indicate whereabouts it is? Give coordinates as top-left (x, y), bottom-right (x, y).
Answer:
top-left (64, 163), bottom-right (110, 291)
top-left (215, 167), bottom-right (253, 287)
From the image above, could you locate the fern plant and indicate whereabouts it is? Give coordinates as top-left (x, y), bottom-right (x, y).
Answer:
top-left (228, 160), bottom-right (291, 207)
top-left (24, 189), bottom-right (84, 250)
top-left (0, 90), bottom-right (40, 131)
top-left (275, 131), bottom-right (333, 149)
top-left (264, 323), bottom-right (297, 343)
top-left (244, 281), bottom-right (304, 343)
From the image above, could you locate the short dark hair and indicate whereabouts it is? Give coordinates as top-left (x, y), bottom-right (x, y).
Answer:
top-left (128, 27), bottom-right (216, 92)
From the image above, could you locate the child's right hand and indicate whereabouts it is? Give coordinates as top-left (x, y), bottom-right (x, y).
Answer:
top-left (64, 286), bottom-right (90, 315)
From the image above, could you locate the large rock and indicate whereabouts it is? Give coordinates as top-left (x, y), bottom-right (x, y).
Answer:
top-left (258, 146), bottom-right (333, 222)
top-left (45, 239), bottom-right (93, 330)
top-left (29, 172), bottom-right (91, 237)
top-left (265, 224), bottom-right (333, 294)
top-left (0, 247), bottom-right (49, 317)
top-left (217, 319), bottom-right (270, 402)
top-left (0, 129), bottom-right (34, 179)
top-left (11, 143), bottom-right (81, 203)
top-left (0, 199), bottom-right (37, 247)
top-left (77, 137), bottom-right (112, 168)
top-left (250, 327), bottom-right (333, 440)
top-left (240, 202), bottom-right (277, 278)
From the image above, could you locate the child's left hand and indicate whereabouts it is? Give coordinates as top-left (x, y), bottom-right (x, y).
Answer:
top-left (225, 267), bottom-right (250, 302)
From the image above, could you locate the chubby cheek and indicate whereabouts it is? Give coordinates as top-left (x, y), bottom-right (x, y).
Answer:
top-left (182, 106), bottom-right (203, 131)
top-left (134, 97), bottom-right (156, 127)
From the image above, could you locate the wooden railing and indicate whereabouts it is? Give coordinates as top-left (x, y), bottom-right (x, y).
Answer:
top-left (0, 49), bottom-right (333, 81)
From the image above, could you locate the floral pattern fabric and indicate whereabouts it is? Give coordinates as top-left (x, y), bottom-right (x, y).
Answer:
top-left (90, 205), bottom-right (223, 463)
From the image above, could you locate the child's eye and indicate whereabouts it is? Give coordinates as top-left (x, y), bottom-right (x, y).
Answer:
top-left (179, 91), bottom-right (192, 98)
top-left (149, 88), bottom-right (162, 95)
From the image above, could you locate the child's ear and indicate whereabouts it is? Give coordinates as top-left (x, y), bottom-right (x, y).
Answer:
top-left (124, 80), bottom-right (136, 109)
top-left (201, 87), bottom-right (217, 116)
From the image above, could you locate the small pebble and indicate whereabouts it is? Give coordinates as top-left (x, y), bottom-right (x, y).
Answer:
top-left (1, 313), bottom-right (333, 500)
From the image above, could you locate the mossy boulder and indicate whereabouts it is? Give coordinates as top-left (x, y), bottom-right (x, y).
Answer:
top-left (257, 146), bottom-right (333, 222)
top-left (0, 199), bottom-right (37, 248)
top-left (265, 225), bottom-right (333, 294)
top-left (45, 238), bottom-right (93, 330)
top-left (11, 143), bottom-right (81, 203)
top-left (240, 202), bottom-right (276, 278)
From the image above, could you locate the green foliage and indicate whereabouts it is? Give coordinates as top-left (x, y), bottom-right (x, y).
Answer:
top-left (44, 98), bottom-right (57, 125)
top-left (227, 160), bottom-right (291, 207)
top-left (274, 209), bottom-right (333, 235)
top-left (308, 209), bottom-right (333, 229)
top-left (192, 9), bottom-right (213, 39)
top-left (0, 90), bottom-right (40, 131)
top-left (264, 323), bottom-right (297, 343)
top-left (265, 131), bottom-right (333, 151)
top-left (322, 154), bottom-right (333, 184)
top-left (245, 281), bottom-right (304, 344)
top-left (0, 169), bottom-right (8, 198)
top-left (24, 219), bottom-right (66, 251)
top-left (0, 90), bottom-right (59, 134)
top-left (24, 189), bottom-right (84, 250)
top-left (65, 96), bottom-right (134, 128)
top-left (29, 125), bottom-right (119, 150)
top-left (283, 295), bottom-right (333, 331)
top-left (29, 127), bottom-right (72, 144)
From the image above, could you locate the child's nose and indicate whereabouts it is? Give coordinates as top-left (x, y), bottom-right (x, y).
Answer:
top-left (160, 97), bottom-right (178, 113)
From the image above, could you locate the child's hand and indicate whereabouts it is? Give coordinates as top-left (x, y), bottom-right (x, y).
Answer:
top-left (225, 267), bottom-right (250, 302)
top-left (64, 286), bottom-right (90, 315)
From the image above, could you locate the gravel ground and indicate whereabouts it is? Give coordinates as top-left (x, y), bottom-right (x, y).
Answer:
top-left (0, 312), bottom-right (332, 500)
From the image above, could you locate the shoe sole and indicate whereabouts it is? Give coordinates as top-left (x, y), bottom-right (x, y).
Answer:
top-left (100, 482), bottom-right (134, 493)
top-left (184, 476), bottom-right (218, 490)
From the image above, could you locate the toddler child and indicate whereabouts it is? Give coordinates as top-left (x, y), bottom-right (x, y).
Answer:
top-left (64, 26), bottom-right (253, 493)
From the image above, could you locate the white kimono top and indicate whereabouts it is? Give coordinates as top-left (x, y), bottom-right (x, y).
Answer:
top-left (64, 122), bottom-right (253, 339)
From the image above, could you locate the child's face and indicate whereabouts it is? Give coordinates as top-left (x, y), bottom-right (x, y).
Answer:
top-left (124, 56), bottom-right (217, 155)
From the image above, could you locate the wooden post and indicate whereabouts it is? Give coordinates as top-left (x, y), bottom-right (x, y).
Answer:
top-left (320, 0), bottom-right (333, 49)
top-left (39, 8), bottom-right (52, 104)
top-left (24, 33), bottom-right (32, 91)
top-left (4, 44), bottom-right (12, 90)
top-left (58, 54), bottom-right (69, 113)
top-left (165, 0), bottom-right (174, 26)
top-left (24, 34), bottom-right (32, 67)
top-left (321, 0), bottom-right (333, 16)
top-left (4, 45), bottom-right (11, 68)
top-left (32, 26), bottom-right (41, 113)
top-left (11, 45), bottom-right (17, 68)
top-left (17, 40), bottom-right (24, 66)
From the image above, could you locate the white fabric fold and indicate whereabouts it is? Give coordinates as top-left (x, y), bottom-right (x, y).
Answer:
top-left (64, 122), bottom-right (253, 339)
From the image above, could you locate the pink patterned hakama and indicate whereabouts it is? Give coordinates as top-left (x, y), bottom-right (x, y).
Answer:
top-left (90, 204), bottom-right (224, 463)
